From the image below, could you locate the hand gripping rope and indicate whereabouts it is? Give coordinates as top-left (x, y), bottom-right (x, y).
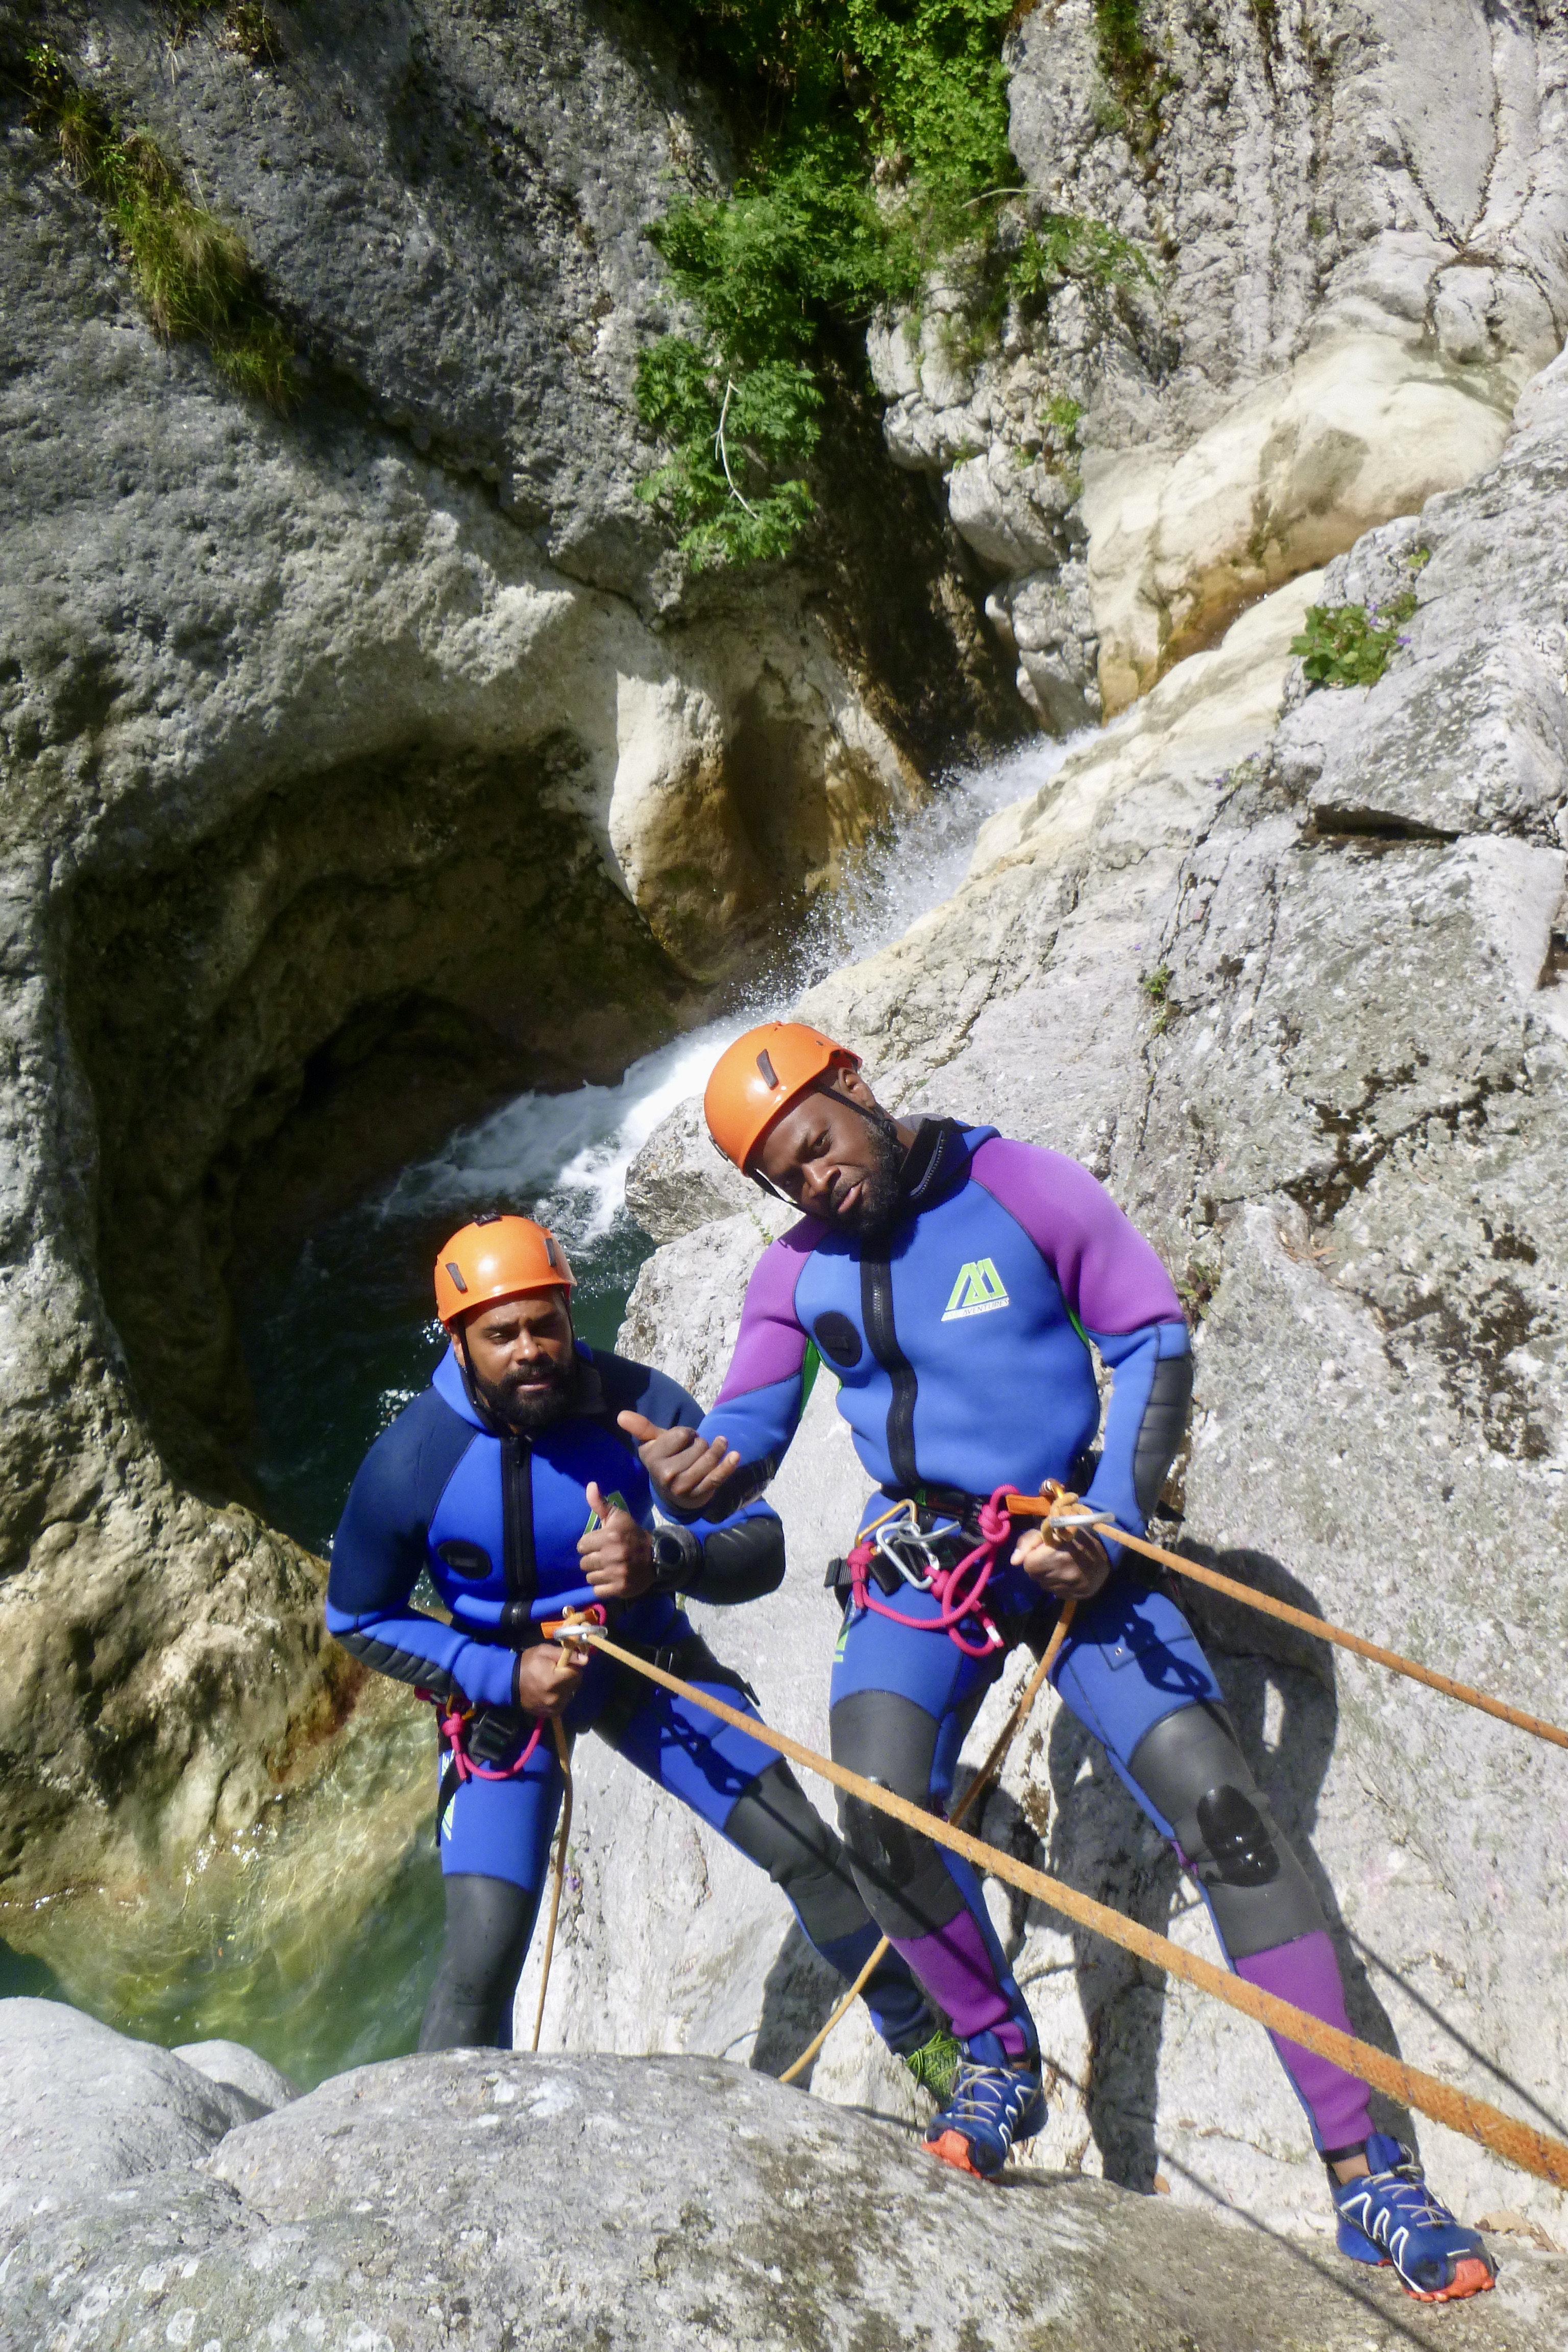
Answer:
top-left (547, 1614), bottom-right (1568, 2190)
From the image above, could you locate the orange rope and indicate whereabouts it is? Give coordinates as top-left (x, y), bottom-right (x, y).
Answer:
top-left (529, 1718), bottom-right (573, 2053)
top-left (1003, 1497), bottom-right (1568, 1751)
top-left (560, 1624), bottom-right (1568, 2188)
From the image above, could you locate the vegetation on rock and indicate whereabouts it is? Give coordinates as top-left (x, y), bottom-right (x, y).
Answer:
top-left (24, 43), bottom-right (296, 409)
top-left (638, 1), bottom-right (1153, 568)
top-left (1290, 594), bottom-right (1418, 690)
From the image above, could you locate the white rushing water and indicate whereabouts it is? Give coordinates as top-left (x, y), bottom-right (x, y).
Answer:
top-left (384, 729), bottom-right (1088, 1255)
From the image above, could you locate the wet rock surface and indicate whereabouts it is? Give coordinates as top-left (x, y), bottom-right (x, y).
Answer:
top-left (2, 2003), bottom-right (1563, 2350)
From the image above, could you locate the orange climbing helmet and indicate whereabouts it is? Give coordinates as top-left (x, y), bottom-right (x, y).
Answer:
top-left (433, 1213), bottom-right (575, 1329)
top-left (704, 1021), bottom-right (862, 1173)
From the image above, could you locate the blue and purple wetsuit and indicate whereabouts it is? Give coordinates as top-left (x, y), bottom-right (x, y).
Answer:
top-left (327, 1340), bottom-right (928, 2055)
top-left (696, 1118), bottom-right (1373, 2157)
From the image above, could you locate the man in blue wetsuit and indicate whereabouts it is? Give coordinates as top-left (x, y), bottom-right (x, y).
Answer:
top-left (622, 1022), bottom-right (1494, 2306)
top-left (326, 1210), bottom-right (935, 2067)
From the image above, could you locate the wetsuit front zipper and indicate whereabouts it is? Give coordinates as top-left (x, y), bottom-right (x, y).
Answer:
top-left (861, 1251), bottom-right (919, 1490)
top-left (498, 1434), bottom-right (537, 1645)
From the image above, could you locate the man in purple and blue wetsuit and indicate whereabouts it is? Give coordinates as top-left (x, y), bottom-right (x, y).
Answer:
top-left (622, 1021), bottom-right (1494, 2306)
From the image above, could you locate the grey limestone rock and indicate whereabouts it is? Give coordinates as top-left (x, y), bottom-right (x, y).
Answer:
top-left (0, 1999), bottom-right (259, 2231)
top-left (600, 342), bottom-right (1568, 2242)
top-left (3, 2029), bottom-right (1564, 2348)
top-left (873, 0), bottom-right (1568, 710)
top-left (172, 2040), bottom-right (300, 2115)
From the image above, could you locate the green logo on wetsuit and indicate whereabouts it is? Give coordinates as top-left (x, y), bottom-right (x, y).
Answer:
top-left (582, 1490), bottom-right (629, 1533)
top-left (941, 1258), bottom-right (1010, 1321)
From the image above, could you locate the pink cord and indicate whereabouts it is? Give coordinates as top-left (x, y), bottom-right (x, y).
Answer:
top-left (847, 1488), bottom-right (1015, 1656)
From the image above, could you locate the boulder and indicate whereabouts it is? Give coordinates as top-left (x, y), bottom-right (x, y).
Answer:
top-left (2, 2023), bottom-right (1563, 2348)
top-left (173, 2041), bottom-right (300, 2115)
top-left (0, 1999), bottom-right (257, 2229)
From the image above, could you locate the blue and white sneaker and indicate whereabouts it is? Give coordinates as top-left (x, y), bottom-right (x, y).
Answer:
top-left (923, 2032), bottom-right (1046, 2179)
top-left (1331, 2133), bottom-right (1496, 2302)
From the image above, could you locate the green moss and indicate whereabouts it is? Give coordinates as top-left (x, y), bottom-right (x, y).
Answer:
top-left (1092, 0), bottom-right (1171, 155)
top-left (1139, 962), bottom-right (1174, 1034)
top-left (636, 3), bottom-right (1150, 570)
top-left (225, 4), bottom-right (285, 66)
top-left (1290, 592), bottom-right (1417, 690)
top-left (25, 42), bottom-right (297, 410)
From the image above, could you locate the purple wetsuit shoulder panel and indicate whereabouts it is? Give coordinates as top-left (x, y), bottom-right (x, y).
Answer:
top-left (968, 1137), bottom-right (1182, 1335)
top-left (713, 1220), bottom-right (819, 1403)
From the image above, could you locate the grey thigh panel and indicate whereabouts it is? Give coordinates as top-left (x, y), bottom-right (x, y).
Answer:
top-left (723, 1759), bottom-right (870, 1946)
top-left (1127, 1702), bottom-right (1325, 1959)
top-left (829, 1689), bottom-right (964, 1939)
top-left (418, 1874), bottom-right (539, 2050)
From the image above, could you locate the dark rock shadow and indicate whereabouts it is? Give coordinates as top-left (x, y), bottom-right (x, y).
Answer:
top-left (1042, 1547), bottom-right (1411, 2191)
top-left (749, 1922), bottom-right (842, 2085)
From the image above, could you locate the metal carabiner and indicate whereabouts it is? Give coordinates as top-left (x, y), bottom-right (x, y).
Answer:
top-left (873, 1519), bottom-right (944, 1588)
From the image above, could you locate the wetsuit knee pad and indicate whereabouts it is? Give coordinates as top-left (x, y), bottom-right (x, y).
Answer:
top-left (419, 1873), bottom-right (540, 2051)
top-left (724, 1761), bottom-right (869, 1945)
top-left (830, 1692), bottom-right (966, 1937)
top-left (1127, 1704), bottom-right (1325, 1960)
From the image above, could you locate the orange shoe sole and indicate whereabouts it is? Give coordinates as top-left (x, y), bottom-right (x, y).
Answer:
top-left (925, 2129), bottom-right (992, 2181)
top-left (1402, 2257), bottom-right (1496, 2305)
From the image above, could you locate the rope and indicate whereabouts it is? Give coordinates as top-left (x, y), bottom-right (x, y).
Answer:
top-left (1005, 1497), bottom-right (1568, 1752)
top-left (555, 1622), bottom-right (1568, 2189)
top-left (529, 1717), bottom-right (574, 2054)
top-left (778, 1599), bottom-right (1079, 2087)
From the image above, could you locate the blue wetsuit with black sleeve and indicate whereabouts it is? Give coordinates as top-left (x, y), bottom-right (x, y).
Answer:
top-left (327, 1338), bottom-right (929, 2055)
top-left (693, 1120), bottom-right (1375, 2159)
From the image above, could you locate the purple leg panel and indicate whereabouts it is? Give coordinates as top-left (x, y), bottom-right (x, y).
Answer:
top-left (888, 1909), bottom-right (1027, 2052)
top-left (1237, 1929), bottom-right (1373, 2151)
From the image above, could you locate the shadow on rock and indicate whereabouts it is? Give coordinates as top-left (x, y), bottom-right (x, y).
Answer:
top-left (1044, 1548), bottom-right (1411, 2188)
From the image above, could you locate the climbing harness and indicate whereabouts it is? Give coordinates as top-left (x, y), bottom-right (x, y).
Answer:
top-left (778, 1597), bottom-right (1079, 2086)
top-left (1003, 1494), bottom-right (1568, 1751)
top-left (844, 1490), bottom-right (1018, 1657)
top-left (546, 1613), bottom-right (1568, 2190)
top-left (424, 1695), bottom-right (545, 1784)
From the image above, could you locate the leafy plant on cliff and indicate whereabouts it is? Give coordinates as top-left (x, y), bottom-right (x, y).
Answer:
top-left (1290, 593), bottom-right (1418, 690)
top-left (23, 43), bottom-right (296, 409)
top-left (636, 3), bottom-right (1152, 569)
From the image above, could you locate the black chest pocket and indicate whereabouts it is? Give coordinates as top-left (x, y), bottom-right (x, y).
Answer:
top-left (813, 1311), bottom-right (863, 1369)
top-left (436, 1538), bottom-right (492, 1581)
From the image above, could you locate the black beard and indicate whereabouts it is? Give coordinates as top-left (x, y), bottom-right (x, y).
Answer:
top-left (827, 1105), bottom-right (906, 1239)
top-left (464, 1349), bottom-right (575, 1432)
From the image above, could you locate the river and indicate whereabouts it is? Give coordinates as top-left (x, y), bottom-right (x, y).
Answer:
top-left (2, 732), bottom-right (1082, 2085)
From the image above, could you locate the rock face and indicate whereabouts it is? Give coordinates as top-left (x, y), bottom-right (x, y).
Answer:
top-left (597, 342), bottom-right (1568, 2239)
top-left (0, 0), bottom-right (1012, 1899)
top-left (874, 0), bottom-right (1568, 712)
top-left (2, 1999), bottom-right (1563, 2349)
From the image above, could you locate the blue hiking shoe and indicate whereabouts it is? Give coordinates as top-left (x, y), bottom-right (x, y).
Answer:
top-left (923, 2032), bottom-right (1046, 2179)
top-left (1331, 2133), bottom-right (1496, 2302)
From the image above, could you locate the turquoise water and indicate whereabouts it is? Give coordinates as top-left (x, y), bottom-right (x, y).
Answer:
top-left (3, 739), bottom-right (1081, 2085)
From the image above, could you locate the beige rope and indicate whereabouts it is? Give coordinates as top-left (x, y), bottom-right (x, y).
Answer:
top-left (529, 1717), bottom-right (574, 2054)
top-left (778, 1600), bottom-right (1079, 2087)
top-left (559, 1623), bottom-right (1568, 2188)
top-left (1004, 1496), bottom-right (1568, 1751)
